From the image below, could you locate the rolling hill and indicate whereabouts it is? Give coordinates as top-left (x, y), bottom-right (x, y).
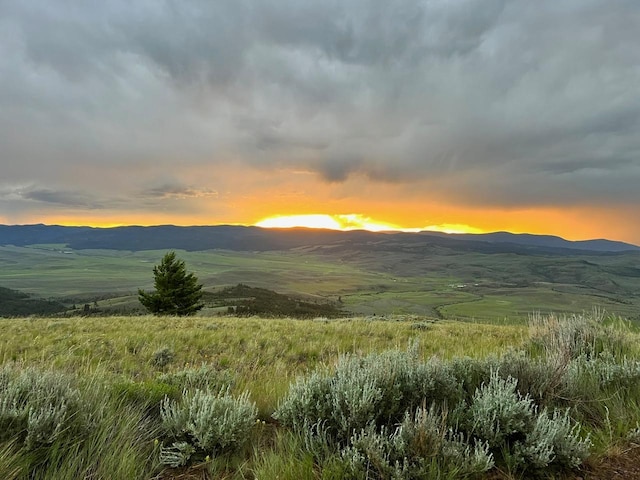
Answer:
top-left (1, 224), bottom-right (638, 254)
top-left (1, 224), bottom-right (640, 322)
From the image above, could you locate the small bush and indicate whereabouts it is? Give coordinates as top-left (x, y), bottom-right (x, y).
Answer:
top-left (466, 370), bottom-right (591, 471)
top-left (0, 364), bottom-right (91, 450)
top-left (277, 331), bottom-right (599, 477)
top-left (468, 371), bottom-right (535, 448)
top-left (275, 346), bottom-right (464, 445)
top-left (528, 310), bottom-right (629, 362)
top-left (159, 388), bottom-right (257, 466)
top-left (337, 406), bottom-right (494, 479)
top-left (517, 408), bottom-right (591, 469)
top-left (151, 347), bottom-right (174, 368)
top-left (159, 440), bottom-right (196, 468)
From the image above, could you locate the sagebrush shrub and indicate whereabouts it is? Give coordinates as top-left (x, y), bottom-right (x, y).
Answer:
top-left (276, 334), bottom-right (597, 477)
top-left (151, 347), bottom-right (174, 368)
top-left (468, 370), bottom-right (535, 448)
top-left (275, 347), bottom-right (464, 444)
top-left (0, 364), bottom-right (90, 450)
top-left (496, 349), bottom-right (564, 403)
top-left (399, 406), bottom-right (494, 476)
top-left (158, 441), bottom-right (196, 468)
top-left (160, 388), bottom-right (257, 465)
top-left (338, 406), bottom-right (494, 479)
top-left (528, 310), bottom-right (628, 362)
top-left (466, 370), bottom-right (591, 470)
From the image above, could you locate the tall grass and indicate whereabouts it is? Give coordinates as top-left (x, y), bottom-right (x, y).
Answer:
top-left (1, 312), bottom-right (639, 478)
top-left (0, 371), bottom-right (161, 479)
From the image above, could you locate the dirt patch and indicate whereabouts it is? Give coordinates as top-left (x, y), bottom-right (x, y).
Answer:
top-left (577, 443), bottom-right (640, 480)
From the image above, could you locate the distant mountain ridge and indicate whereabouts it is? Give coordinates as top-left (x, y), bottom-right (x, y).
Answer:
top-left (0, 224), bottom-right (638, 254)
top-left (425, 231), bottom-right (640, 253)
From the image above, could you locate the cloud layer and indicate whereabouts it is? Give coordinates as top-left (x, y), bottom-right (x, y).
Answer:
top-left (1, 1), bottom-right (639, 235)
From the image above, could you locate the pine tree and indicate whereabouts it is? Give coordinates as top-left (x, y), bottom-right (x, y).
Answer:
top-left (138, 251), bottom-right (204, 316)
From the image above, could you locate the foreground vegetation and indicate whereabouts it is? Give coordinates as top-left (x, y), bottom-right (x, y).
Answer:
top-left (1, 312), bottom-right (640, 479)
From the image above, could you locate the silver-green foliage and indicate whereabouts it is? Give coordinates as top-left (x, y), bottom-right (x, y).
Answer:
top-left (275, 313), bottom-right (613, 476)
top-left (339, 406), bottom-right (493, 479)
top-left (528, 310), bottom-right (629, 362)
top-left (274, 346), bottom-right (462, 444)
top-left (0, 364), bottom-right (89, 450)
top-left (151, 347), bottom-right (174, 368)
top-left (468, 371), bottom-right (535, 447)
top-left (159, 388), bottom-right (257, 465)
top-left (515, 408), bottom-right (591, 469)
top-left (468, 370), bottom-right (591, 470)
top-left (158, 441), bottom-right (196, 468)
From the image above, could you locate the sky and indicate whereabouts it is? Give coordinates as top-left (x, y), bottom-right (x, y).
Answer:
top-left (1, 1), bottom-right (639, 244)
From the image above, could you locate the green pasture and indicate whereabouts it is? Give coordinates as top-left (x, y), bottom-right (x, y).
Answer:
top-left (0, 315), bottom-right (526, 415)
top-left (2, 244), bottom-right (640, 322)
top-left (440, 285), bottom-right (640, 323)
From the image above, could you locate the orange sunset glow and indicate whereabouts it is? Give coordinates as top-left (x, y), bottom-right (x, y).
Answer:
top-left (257, 214), bottom-right (417, 232)
top-left (5, 159), bottom-right (637, 245)
top-left (255, 214), bottom-right (484, 234)
top-left (16, 192), bottom-right (639, 246)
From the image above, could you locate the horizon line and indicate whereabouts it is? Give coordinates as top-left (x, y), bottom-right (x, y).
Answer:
top-left (1, 222), bottom-right (638, 248)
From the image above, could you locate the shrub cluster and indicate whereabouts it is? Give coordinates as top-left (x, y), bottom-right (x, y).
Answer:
top-left (275, 312), bottom-right (638, 477)
top-left (339, 406), bottom-right (494, 479)
top-left (0, 364), bottom-right (90, 450)
top-left (275, 345), bottom-right (462, 444)
top-left (159, 388), bottom-right (257, 467)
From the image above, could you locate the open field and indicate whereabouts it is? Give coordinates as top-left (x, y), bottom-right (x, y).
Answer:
top-left (0, 315), bottom-right (526, 409)
top-left (2, 313), bottom-right (640, 479)
top-left (2, 244), bottom-right (640, 322)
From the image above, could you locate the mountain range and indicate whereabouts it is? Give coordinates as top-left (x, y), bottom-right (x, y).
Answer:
top-left (0, 224), bottom-right (638, 255)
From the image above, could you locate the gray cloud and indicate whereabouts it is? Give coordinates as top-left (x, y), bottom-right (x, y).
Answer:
top-left (22, 189), bottom-right (101, 208)
top-left (142, 183), bottom-right (218, 200)
top-left (1, 0), bottom-right (639, 216)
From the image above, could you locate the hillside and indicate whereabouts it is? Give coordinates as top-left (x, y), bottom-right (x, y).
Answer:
top-left (208, 283), bottom-right (345, 318)
top-left (0, 286), bottom-right (66, 317)
top-left (1, 224), bottom-right (640, 322)
top-left (1, 224), bottom-right (638, 254)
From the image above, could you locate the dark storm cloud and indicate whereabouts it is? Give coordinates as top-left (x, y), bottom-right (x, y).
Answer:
top-left (22, 189), bottom-right (101, 208)
top-left (1, 0), bottom-right (639, 215)
top-left (142, 183), bottom-right (218, 200)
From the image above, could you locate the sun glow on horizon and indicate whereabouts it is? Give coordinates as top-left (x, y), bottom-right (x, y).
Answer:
top-left (423, 223), bottom-right (485, 234)
top-left (255, 214), bottom-right (483, 234)
top-left (256, 214), bottom-right (411, 231)
top-left (15, 213), bottom-right (485, 236)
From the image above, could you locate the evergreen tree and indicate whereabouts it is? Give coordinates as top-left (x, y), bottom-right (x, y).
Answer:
top-left (138, 251), bottom-right (204, 316)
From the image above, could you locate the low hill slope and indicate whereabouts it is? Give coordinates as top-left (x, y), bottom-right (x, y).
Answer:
top-left (1, 224), bottom-right (638, 254)
top-left (208, 283), bottom-right (345, 318)
top-left (0, 286), bottom-right (67, 317)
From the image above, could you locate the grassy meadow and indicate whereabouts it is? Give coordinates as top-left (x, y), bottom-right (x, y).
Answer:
top-left (0, 315), bottom-right (525, 414)
top-left (2, 244), bottom-right (640, 322)
top-left (3, 242), bottom-right (640, 478)
top-left (2, 312), bottom-right (640, 479)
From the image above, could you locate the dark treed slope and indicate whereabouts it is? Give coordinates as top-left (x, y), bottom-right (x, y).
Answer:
top-left (1, 224), bottom-right (639, 255)
top-left (0, 286), bottom-right (66, 317)
top-left (208, 284), bottom-right (345, 318)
